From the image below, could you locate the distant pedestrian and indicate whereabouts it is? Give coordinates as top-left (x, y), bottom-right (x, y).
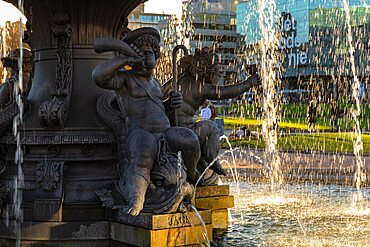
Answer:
top-left (209, 102), bottom-right (217, 118)
top-left (307, 100), bottom-right (317, 132)
top-left (224, 106), bottom-right (229, 116)
top-left (200, 101), bottom-right (211, 119)
top-left (236, 127), bottom-right (244, 138)
top-left (330, 98), bottom-right (339, 132)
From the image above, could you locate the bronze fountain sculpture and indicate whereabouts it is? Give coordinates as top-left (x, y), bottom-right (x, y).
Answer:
top-left (162, 46), bottom-right (261, 185)
top-left (0, 0), bottom-right (260, 245)
top-left (92, 28), bottom-right (200, 216)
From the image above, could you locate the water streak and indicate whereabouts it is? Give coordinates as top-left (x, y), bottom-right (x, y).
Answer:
top-left (342, 0), bottom-right (366, 204)
top-left (13, 1), bottom-right (25, 246)
top-left (257, 0), bottom-right (282, 189)
top-left (177, 151), bottom-right (183, 193)
top-left (186, 204), bottom-right (211, 247)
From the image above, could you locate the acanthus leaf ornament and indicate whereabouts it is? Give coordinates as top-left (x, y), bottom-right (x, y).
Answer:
top-left (38, 11), bottom-right (72, 128)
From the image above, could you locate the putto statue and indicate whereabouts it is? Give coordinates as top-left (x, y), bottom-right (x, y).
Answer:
top-left (92, 28), bottom-right (201, 216)
top-left (162, 46), bottom-right (261, 184)
top-left (0, 48), bottom-right (32, 210)
top-left (0, 48), bottom-right (32, 135)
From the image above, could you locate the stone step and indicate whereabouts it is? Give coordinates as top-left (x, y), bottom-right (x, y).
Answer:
top-left (195, 185), bottom-right (229, 198)
top-left (195, 185), bottom-right (234, 230)
top-left (0, 210), bottom-right (213, 246)
top-left (195, 195), bottom-right (234, 210)
top-left (211, 209), bottom-right (229, 229)
top-left (106, 208), bottom-right (212, 230)
top-left (111, 221), bottom-right (212, 246)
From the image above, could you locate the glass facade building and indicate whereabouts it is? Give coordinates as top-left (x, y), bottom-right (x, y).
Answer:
top-left (158, 0), bottom-right (240, 85)
top-left (236, 0), bottom-right (370, 98)
top-left (128, 4), bottom-right (171, 31)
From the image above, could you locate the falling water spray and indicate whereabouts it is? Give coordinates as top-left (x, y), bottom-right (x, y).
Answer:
top-left (257, 0), bottom-right (282, 189)
top-left (342, 0), bottom-right (366, 203)
top-left (13, 0), bottom-right (25, 246)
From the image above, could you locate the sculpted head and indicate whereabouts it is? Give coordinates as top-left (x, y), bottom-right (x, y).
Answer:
top-left (190, 47), bottom-right (220, 84)
top-left (1, 48), bottom-right (32, 91)
top-left (122, 27), bottom-right (161, 76)
top-left (131, 35), bottom-right (161, 76)
top-left (1, 48), bottom-right (32, 75)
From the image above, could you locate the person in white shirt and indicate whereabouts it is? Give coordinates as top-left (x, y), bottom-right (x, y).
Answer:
top-left (200, 102), bottom-right (211, 119)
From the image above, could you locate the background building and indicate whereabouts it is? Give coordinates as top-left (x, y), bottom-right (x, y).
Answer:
top-left (128, 3), bottom-right (171, 30)
top-left (236, 0), bottom-right (370, 100)
top-left (158, 0), bottom-right (240, 86)
top-left (0, 21), bottom-right (28, 81)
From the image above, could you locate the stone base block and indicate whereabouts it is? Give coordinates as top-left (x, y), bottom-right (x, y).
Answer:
top-left (195, 185), bottom-right (234, 231)
top-left (195, 185), bottom-right (229, 198)
top-left (195, 196), bottom-right (234, 210)
top-left (0, 210), bottom-right (213, 246)
top-left (111, 222), bottom-right (212, 246)
top-left (211, 209), bottom-right (228, 229)
top-left (106, 208), bottom-right (212, 230)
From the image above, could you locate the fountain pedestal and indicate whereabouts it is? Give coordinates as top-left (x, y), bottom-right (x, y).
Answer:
top-left (0, 1), bottom-right (230, 245)
top-left (1, 209), bottom-right (212, 246)
top-left (195, 185), bottom-right (234, 229)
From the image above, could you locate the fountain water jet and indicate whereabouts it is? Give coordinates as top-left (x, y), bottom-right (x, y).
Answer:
top-left (342, 0), bottom-right (366, 204)
top-left (257, 0), bottom-right (283, 189)
top-left (12, 1), bottom-right (25, 245)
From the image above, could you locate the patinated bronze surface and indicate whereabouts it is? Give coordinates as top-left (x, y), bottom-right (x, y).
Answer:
top-left (0, 1), bottom-right (237, 244)
top-left (162, 47), bottom-right (261, 184)
top-left (0, 48), bottom-right (31, 136)
top-left (92, 27), bottom-right (200, 216)
top-left (0, 0), bottom-right (153, 226)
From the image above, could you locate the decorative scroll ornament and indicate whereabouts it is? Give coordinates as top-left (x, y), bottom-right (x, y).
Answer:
top-left (38, 12), bottom-right (72, 128)
top-left (36, 161), bottom-right (64, 191)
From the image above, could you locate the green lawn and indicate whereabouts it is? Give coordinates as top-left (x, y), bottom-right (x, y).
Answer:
top-left (222, 132), bottom-right (370, 153)
top-left (199, 103), bottom-right (370, 152)
top-left (219, 103), bottom-right (370, 131)
top-left (222, 115), bottom-right (370, 132)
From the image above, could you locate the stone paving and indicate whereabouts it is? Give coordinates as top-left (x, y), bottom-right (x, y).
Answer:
top-left (218, 147), bottom-right (370, 185)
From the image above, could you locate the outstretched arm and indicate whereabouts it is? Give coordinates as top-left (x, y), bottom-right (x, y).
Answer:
top-left (201, 74), bottom-right (261, 100)
top-left (92, 56), bottom-right (142, 90)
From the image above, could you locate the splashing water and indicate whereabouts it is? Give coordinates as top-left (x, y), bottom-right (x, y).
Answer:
top-left (177, 151), bottom-right (183, 193)
top-left (186, 204), bottom-right (211, 247)
top-left (257, 0), bottom-right (282, 189)
top-left (214, 181), bottom-right (370, 246)
top-left (342, 0), bottom-right (366, 205)
top-left (195, 135), bottom-right (240, 189)
top-left (12, 1), bottom-right (25, 246)
top-left (176, 152), bottom-right (211, 247)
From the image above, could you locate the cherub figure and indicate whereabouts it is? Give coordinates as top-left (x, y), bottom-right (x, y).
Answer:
top-left (162, 47), bottom-right (261, 182)
top-left (0, 48), bottom-right (32, 136)
top-left (0, 48), bottom-right (32, 109)
top-left (92, 28), bottom-right (201, 216)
